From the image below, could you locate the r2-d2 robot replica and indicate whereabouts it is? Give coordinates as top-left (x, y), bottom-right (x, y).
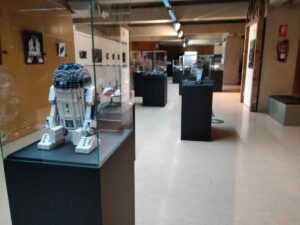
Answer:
top-left (38, 63), bottom-right (98, 154)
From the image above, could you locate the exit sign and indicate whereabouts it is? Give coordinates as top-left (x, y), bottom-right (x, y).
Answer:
top-left (279, 24), bottom-right (288, 37)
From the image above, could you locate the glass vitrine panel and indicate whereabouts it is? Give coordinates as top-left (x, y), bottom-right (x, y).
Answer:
top-left (0, 0), bottom-right (133, 168)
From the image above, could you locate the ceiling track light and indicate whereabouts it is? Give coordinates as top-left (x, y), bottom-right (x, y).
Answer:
top-left (182, 36), bottom-right (189, 48)
top-left (173, 22), bottom-right (181, 32)
top-left (168, 10), bottom-right (177, 22)
top-left (178, 30), bottom-right (183, 39)
top-left (162, 0), bottom-right (171, 9)
top-left (162, 0), bottom-right (184, 40)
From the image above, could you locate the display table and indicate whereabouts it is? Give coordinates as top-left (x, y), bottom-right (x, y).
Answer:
top-left (179, 75), bottom-right (196, 96)
top-left (209, 70), bottom-right (223, 92)
top-left (134, 74), bottom-right (168, 107)
top-left (173, 69), bottom-right (182, 83)
top-left (4, 109), bottom-right (136, 225)
top-left (133, 71), bottom-right (144, 97)
top-left (181, 80), bottom-right (213, 141)
top-left (167, 63), bottom-right (173, 77)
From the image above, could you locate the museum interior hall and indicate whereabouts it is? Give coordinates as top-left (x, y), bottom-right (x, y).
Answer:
top-left (0, 1), bottom-right (300, 225)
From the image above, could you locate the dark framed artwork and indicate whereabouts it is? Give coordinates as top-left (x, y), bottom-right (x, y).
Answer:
top-left (79, 51), bottom-right (87, 59)
top-left (92, 49), bottom-right (102, 63)
top-left (122, 52), bottom-right (126, 64)
top-left (22, 31), bottom-right (44, 64)
top-left (248, 39), bottom-right (256, 69)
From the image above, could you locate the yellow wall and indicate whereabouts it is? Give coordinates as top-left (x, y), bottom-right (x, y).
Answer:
top-left (258, 4), bottom-right (300, 112)
top-left (0, 0), bottom-right (75, 144)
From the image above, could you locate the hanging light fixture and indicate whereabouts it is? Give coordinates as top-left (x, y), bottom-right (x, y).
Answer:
top-left (161, 0), bottom-right (185, 41)
top-left (178, 30), bottom-right (184, 38)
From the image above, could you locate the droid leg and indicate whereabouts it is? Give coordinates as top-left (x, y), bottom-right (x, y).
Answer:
top-left (38, 126), bottom-right (65, 150)
top-left (38, 86), bottom-right (65, 150)
top-left (75, 135), bottom-right (98, 154)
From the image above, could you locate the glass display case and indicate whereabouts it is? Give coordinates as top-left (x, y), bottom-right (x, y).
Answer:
top-left (209, 54), bottom-right (223, 71)
top-left (183, 52), bottom-right (197, 69)
top-left (131, 51), bottom-right (143, 72)
top-left (142, 50), bottom-right (167, 75)
top-left (0, 0), bottom-right (133, 168)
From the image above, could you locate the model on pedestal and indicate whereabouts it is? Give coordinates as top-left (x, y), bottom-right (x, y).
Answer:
top-left (38, 63), bottom-right (98, 154)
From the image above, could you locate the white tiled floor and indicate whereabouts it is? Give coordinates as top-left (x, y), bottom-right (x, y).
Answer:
top-left (135, 81), bottom-right (300, 225)
top-left (1, 80), bottom-right (300, 225)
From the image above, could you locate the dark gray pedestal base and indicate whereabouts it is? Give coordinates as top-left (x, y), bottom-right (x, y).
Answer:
top-left (209, 70), bottom-right (223, 92)
top-left (4, 134), bottom-right (135, 225)
top-left (181, 80), bottom-right (213, 141)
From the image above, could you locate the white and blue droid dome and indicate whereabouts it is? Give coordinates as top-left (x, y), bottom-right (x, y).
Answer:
top-left (53, 63), bottom-right (92, 89)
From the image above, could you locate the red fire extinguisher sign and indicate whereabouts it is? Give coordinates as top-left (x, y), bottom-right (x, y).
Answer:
top-left (279, 24), bottom-right (288, 37)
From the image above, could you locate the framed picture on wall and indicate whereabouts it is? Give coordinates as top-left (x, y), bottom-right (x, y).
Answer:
top-left (122, 52), bottom-right (126, 64)
top-left (248, 39), bottom-right (256, 69)
top-left (58, 42), bottom-right (66, 57)
top-left (22, 30), bottom-right (44, 64)
top-left (79, 51), bottom-right (87, 59)
top-left (92, 49), bottom-right (102, 63)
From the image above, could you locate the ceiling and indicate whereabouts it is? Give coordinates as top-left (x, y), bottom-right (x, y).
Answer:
top-left (68, 0), bottom-right (249, 45)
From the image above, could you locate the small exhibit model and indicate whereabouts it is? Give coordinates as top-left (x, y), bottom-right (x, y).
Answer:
top-left (38, 63), bottom-right (98, 154)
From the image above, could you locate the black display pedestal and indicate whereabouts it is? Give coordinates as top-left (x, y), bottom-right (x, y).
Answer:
top-left (181, 80), bottom-right (213, 141)
top-left (4, 131), bottom-right (135, 225)
top-left (133, 71), bottom-right (144, 97)
top-left (209, 70), bottom-right (223, 92)
top-left (179, 71), bottom-right (194, 96)
top-left (134, 74), bottom-right (168, 107)
top-left (167, 64), bottom-right (173, 77)
top-left (142, 75), bottom-right (168, 107)
top-left (172, 70), bottom-right (182, 83)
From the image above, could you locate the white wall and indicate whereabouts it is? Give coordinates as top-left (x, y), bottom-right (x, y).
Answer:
top-left (74, 28), bottom-right (130, 102)
top-left (258, 5), bottom-right (300, 111)
top-left (120, 27), bottom-right (130, 102)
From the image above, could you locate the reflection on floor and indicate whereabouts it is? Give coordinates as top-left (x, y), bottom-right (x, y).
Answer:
top-left (1, 81), bottom-right (300, 225)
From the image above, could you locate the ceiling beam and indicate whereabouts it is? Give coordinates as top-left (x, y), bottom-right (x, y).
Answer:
top-left (72, 2), bottom-right (248, 25)
top-left (129, 22), bottom-right (245, 41)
